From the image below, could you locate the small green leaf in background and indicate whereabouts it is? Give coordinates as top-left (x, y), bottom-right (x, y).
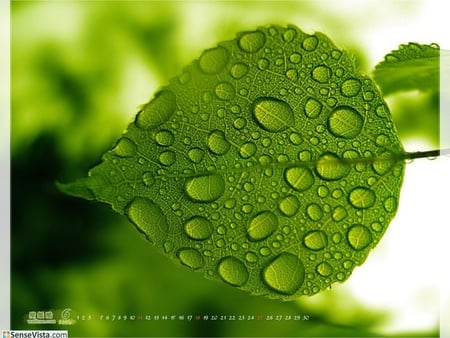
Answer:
top-left (373, 42), bottom-right (439, 96)
top-left (59, 25), bottom-right (405, 300)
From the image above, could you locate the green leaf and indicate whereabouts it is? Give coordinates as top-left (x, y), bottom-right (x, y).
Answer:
top-left (59, 25), bottom-right (405, 300)
top-left (373, 42), bottom-right (439, 95)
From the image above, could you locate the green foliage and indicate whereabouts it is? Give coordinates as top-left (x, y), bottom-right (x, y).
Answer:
top-left (373, 42), bottom-right (439, 95)
top-left (59, 25), bottom-right (406, 300)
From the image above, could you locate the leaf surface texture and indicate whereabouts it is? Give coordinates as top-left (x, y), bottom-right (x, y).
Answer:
top-left (60, 25), bottom-right (405, 300)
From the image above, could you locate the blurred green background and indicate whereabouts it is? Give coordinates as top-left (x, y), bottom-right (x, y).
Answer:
top-left (11, 1), bottom-right (440, 337)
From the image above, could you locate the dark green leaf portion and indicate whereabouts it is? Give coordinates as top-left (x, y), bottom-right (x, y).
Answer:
top-left (373, 42), bottom-right (439, 95)
top-left (59, 25), bottom-right (405, 300)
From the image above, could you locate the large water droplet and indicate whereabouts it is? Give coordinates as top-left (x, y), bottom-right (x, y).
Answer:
top-left (285, 167), bottom-right (315, 191)
top-left (239, 142), bottom-right (257, 159)
top-left (343, 260), bottom-right (353, 269)
top-left (341, 78), bottom-right (362, 97)
top-left (315, 152), bottom-right (350, 180)
top-left (289, 132), bottom-right (302, 145)
top-left (217, 256), bottom-right (249, 287)
top-left (303, 231), bottom-right (328, 250)
top-left (177, 248), bottom-right (204, 270)
top-left (312, 65), bottom-right (331, 83)
top-left (207, 130), bottom-right (231, 155)
top-left (257, 247), bottom-right (271, 259)
top-left (185, 174), bottom-right (225, 202)
top-left (262, 253), bottom-right (305, 295)
top-left (349, 187), bottom-right (376, 209)
top-left (306, 203), bottom-right (323, 221)
top-left (289, 53), bottom-right (302, 64)
top-left (184, 216), bottom-right (214, 240)
top-left (257, 58), bottom-right (270, 70)
top-left (233, 117), bottom-right (247, 130)
top-left (328, 106), bottom-right (364, 139)
top-left (199, 46), bottom-right (229, 74)
top-left (214, 82), bottom-right (235, 101)
top-left (317, 185), bottom-right (329, 198)
top-left (302, 35), bottom-right (318, 51)
top-left (155, 130), bottom-right (175, 147)
top-left (142, 171), bottom-right (155, 187)
top-left (304, 97), bottom-right (322, 119)
top-left (136, 90), bottom-right (176, 130)
top-left (230, 63), bottom-right (249, 79)
top-left (125, 197), bottom-right (168, 243)
top-left (316, 262), bottom-right (333, 277)
top-left (252, 97), bottom-right (294, 132)
top-left (238, 31), bottom-right (266, 53)
top-left (112, 137), bottom-right (136, 157)
top-left (159, 150), bottom-right (176, 166)
top-left (372, 153), bottom-right (395, 175)
top-left (282, 28), bottom-right (297, 42)
top-left (347, 225), bottom-right (373, 250)
top-left (332, 206), bottom-right (347, 222)
top-left (187, 147), bottom-right (205, 163)
top-left (278, 195), bottom-right (300, 217)
top-left (247, 211), bottom-right (278, 241)
top-left (384, 196), bottom-right (397, 213)
top-left (245, 251), bottom-right (258, 263)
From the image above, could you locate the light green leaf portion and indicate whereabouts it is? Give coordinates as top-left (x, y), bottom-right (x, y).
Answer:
top-left (59, 25), bottom-right (405, 300)
top-left (373, 42), bottom-right (439, 95)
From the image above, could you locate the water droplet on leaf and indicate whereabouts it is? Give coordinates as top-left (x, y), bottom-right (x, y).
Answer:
top-left (112, 137), bottom-right (136, 157)
top-left (247, 211), bottom-right (278, 241)
top-left (238, 30), bottom-right (266, 53)
top-left (187, 147), bottom-right (205, 163)
top-left (239, 142), bottom-right (257, 158)
top-left (185, 174), bottom-right (225, 202)
top-left (217, 256), bottom-right (249, 286)
top-left (142, 172), bottom-right (155, 187)
top-left (262, 253), bottom-right (305, 295)
top-left (207, 130), bottom-right (231, 155)
top-left (304, 97), bottom-right (322, 119)
top-left (304, 231), bottom-right (328, 250)
top-left (278, 195), bottom-right (300, 217)
top-left (177, 248), bottom-right (204, 270)
top-left (315, 153), bottom-right (350, 180)
top-left (126, 197), bottom-right (168, 243)
top-left (328, 106), bottom-right (364, 138)
top-left (230, 63), bottom-right (249, 79)
top-left (332, 206), bottom-right (347, 222)
top-left (349, 187), bottom-right (376, 209)
top-left (155, 130), bottom-right (175, 146)
top-left (312, 65), bottom-right (331, 83)
top-left (306, 203), bottom-right (323, 221)
top-left (282, 28), bottom-right (297, 42)
top-left (214, 82), bottom-right (235, 101)
top-left (136, 90), bottom-right (177, 130)
top-left (184, 216), bottom-right (214, 240)
top-left (285, 167), bottom-right (315, 191)
top-left (316, 262), bottom-right (333, 277)
top-left (302, 35), bottom-right (318, 51)
top-left (384, 196), bottom-right (397, 213)
top-left (341, 78), bottom-right (362, 97)
top-left (347, 225), bottom-right (372, 250)
top-left (159, 150), bottom-right (176, 166)
top-left (199, 46), bottom-right (229, 74)
top-left (252, 97), bottom-right (295, 132)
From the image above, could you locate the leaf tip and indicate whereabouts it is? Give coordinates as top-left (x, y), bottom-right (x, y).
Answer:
top-left (56, 178), bottom-right (96, 200)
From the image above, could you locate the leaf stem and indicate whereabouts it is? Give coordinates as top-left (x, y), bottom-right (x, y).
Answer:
top-left (403, 148), bottom-right (450, 160)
